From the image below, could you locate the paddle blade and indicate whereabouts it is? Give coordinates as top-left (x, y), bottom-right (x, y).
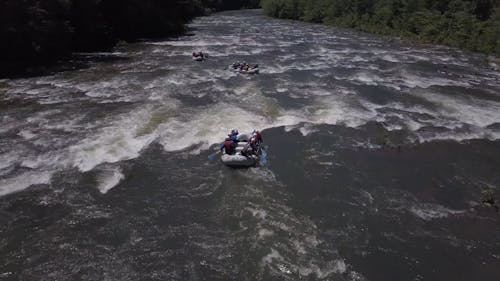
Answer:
top-left (208, 151), bottom-right (219, 161)
top-left (260, 147), bottom-right (268, 165)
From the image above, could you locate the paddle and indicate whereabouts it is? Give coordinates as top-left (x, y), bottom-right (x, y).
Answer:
top-left (207, 149), bottom-right (221, 161)
top-left (260, 147), bottom-right (268, 165)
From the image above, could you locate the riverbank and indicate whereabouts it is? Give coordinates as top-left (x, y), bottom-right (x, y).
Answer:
top-left (0, 0), bottom-right (260, 78)
top-left (261, 0), bottom-right (500, 58)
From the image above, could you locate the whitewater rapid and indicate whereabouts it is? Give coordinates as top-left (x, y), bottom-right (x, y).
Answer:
top-left (1, 10), bottom-right (499, 197)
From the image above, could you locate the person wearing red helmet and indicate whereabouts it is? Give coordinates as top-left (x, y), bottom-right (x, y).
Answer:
top-left (220, 137), bottom-right (236, 155)
top-left (253, 130), bottom-right (263, 145)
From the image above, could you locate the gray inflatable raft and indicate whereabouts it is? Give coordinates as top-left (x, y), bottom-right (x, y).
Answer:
top-left (221, 134), bottom-right (260, 167)
top-left (221, 152), bottom-right (258, 167)
top-left (239, 68), bottom-right (259, 74)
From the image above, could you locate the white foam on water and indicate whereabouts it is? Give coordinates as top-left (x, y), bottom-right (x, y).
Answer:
top-left (81, 78), bottom-right (137, 98)
top-left (306, 95), bottom-right (377, 128)
top-left (19, 150), bottom-right (65, 170)
top-left (368, 104), bottom-right (432, 132)
top-left (157, 103), bottom-right (268, 153)
top-left (399, 72), bottom-right (471, 89)
top-left (1, 103), bottom-right (168, 196)
top-left (258, 228), bottom-right (274, 239)
top-left (307, 89), bottom-right (334, 97)
top-left (210, 90), bottom-right (376, 139)
top-left (299, 124), bottom-right (318, 136)
top-left (74, 51), bottom-right (126, 57)
top-left (0, 117), bottom-right (17, 134)
top-left (265, 64), bottom-right (293, 74)
top-left (266, 60), bottom-right (331, 74)
top-left (69, 109), bottom-right (157, 172)
top-left (0, 152), bottom-right (19, 171)
top-left (416, 128), bottom-right (499, 143)
top-left (212, 46), bottom-right (272, 56)
top-left (246, 207), bottom-right (268, 220)
top-left (148, 40), bottom-right (232, 47)
top-left (382, 54), bottom-right (401, 63)
top-left (489, 61), bottom-right (500, 71)
top-left (242, 168), bottom-right (279, 184)
top-left (420, 91), bottom-right (500, 128)
top-left (277, 53), bottom-right (296, 61)
top-left (96, 166), bottom-right (124, 194)
top-left (261, 248), bottom-right (284, 264)
top-left (3, 9), bottom-right (500, 200)
top-left (352, 55), bottom-right (368, 62)
top-left (144, 76), bottom-right (184, 90)
top-left (0, 171), bottom-right (52, 196)
top-left (409, 203), bottom-right (465, 221)
top-left (350, 72), bottom-right (382, 86)
top-left (298, 259), bottom-right (347, 278)
top-left (357, 94), bottom-right (500, 141)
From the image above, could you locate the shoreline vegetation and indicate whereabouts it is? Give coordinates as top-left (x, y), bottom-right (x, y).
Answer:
top-left (0, 0), bottom-right (259, 77)
top-left (261, 0), bottom-right (500, 59)
top-left (2, 1), bottom-right (499, 78)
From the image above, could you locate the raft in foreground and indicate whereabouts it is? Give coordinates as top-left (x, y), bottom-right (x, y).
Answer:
top-left (221, 134), bottom-right (262, 167)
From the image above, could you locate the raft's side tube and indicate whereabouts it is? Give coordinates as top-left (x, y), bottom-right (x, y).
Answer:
top-left (221, 153), bottom-right (257, 167)
top-left (237, 133), bottom-right (252, 142)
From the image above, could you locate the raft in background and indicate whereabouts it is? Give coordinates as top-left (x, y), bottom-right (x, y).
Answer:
top-left (229, 63), bottom-right (260, 74)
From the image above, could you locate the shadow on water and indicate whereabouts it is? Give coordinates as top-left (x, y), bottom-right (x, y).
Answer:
top-left (0, 53), bottom-right (131, 79)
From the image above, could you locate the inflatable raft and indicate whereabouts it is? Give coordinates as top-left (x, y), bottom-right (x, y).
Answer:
top-left (221, 133), bottom-right (262, 167)
top-left (221, 151), bottom-right (259, 167)
top-left (239, 68), bottom-right (259, 74)
top-left (229, 63), bottom-right (260, 74)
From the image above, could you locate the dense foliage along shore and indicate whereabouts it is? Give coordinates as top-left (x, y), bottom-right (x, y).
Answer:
top-left (261, 0), bottom-right (500, 56)
top-left (0, 0), bottom-right (260, 76)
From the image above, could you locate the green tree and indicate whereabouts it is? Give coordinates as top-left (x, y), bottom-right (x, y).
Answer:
top-left (261, 0), bottom-right (500, 56)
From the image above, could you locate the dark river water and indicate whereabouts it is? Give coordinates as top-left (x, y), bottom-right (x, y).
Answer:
top-left (1, 9), bottom-right (500, 281)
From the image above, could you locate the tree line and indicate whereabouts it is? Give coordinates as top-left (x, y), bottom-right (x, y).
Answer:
top-left (261, 0), bottom-right (500, 56)
top-left (0, 0), bottom-right (260, 76)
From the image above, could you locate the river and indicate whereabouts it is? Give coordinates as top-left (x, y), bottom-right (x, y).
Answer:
top-left (1, 9), bottom-right (500, 281)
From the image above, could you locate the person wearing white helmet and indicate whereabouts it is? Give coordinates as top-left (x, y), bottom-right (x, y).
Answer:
top-left (252, 130), bottom-right (263, 145)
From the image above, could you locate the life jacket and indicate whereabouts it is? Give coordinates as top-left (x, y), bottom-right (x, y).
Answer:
top-left (224, 140), bottom-right (234, 154)
top-left (249, 137), bottom-right (258, 150)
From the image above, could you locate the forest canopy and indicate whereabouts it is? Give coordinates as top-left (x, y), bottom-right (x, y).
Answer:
top-left (261, 0), bottom-right (500, 56)
top-left (0, 0), bottom-right (260, 74)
